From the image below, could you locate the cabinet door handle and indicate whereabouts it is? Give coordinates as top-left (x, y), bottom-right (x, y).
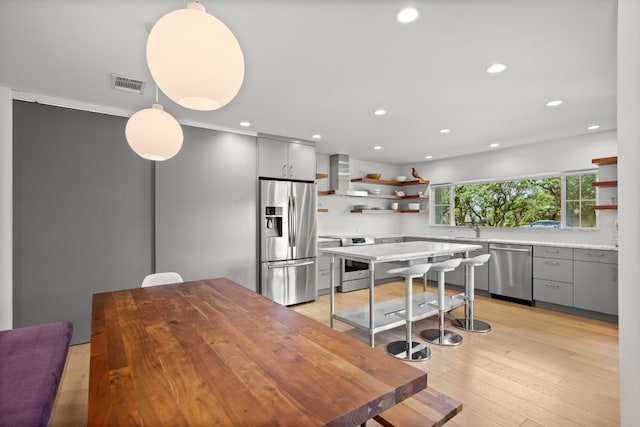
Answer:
top-left (587, 252), bottom-right (605, 258)
top-left (545, 261), bottom-right (560, 266)
top-left (544, 249), bottom-right (560, 254)
top-left (544, 282), bottom-right (560, 289)
top-left (282, 165), bottom-right (287, 177)
top-left (612, 267), bottom-right (617, 282)
top-left (289, 165), bottom-right (294, 178)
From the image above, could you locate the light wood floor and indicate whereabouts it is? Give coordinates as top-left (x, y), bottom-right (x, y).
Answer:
top-left (49, 281), bottom-right (619, 426)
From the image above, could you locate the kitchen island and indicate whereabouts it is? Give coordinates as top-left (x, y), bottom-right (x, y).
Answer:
top-left (321, 240), bottom-right (482, 347)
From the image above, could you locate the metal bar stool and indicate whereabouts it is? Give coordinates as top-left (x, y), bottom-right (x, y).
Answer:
top-left (386, 263), bottom-right (433, 361)
top-left (452, 254), bottom-right (492, 332)
top-left (420, 258), bottom-right (464, 346)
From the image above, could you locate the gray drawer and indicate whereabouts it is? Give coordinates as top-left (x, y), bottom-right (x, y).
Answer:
top-left (375, 237), bottom-right (403, 244)
top-left (317, 254), bottom-right (339, 272)
top-left (533, 257), bottom-right (573, 283)
top-left (573, 248), bottom-right (617, 264)
top-left (318, 241), bottom-right (340, 248)
top-left (534, 279), bottom-right (573, 306)
top-left (533, 246), bottom-right (573, 260)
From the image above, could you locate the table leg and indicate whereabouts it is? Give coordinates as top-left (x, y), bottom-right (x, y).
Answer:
top-left (330, 256), bottom-right (335, 328)
top-left (369, 262), bottom-right (375, 348)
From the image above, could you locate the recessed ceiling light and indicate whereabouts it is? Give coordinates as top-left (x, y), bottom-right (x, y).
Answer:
top-left (587, 124), bottom-right (601, 130)
top-left (425, 155), bottom-right (433, 159)
top-left (546, 99), bottom-right (563, 107)
top-left (439, 128), bottom-right (451, 134)
top-left (487, 63), bottom-right (507, 74)
top-left (490, 143), bottom-right (500, 148)
top-left (312, 134), bottom-right (322, 139)
top-left (374, 146), bottom-right (382, 150)
top-left (239, 121), bottom-right (251, 127)
top-left (373, 109), bottom-right (387, 116)
top-left (396, 7), bottom-right (420, 23)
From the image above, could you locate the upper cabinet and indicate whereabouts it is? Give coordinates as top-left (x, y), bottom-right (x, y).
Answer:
top-left (258, 136), bottom-right (316, 181)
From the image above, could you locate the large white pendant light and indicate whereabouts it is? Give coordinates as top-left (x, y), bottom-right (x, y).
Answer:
top-left (125, 101), bottom-right (183, 161)
top-left (146, 2), bottom-right (245, 111)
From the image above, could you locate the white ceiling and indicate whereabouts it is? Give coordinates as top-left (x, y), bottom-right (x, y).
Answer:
top-left (0, 0), bottom-right (618, 165)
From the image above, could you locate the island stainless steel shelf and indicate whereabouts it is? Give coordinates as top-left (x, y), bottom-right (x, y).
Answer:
top-left (333, 291), bottom-right (466, 335)
top-left (321, 240), bottom-right (482, 347)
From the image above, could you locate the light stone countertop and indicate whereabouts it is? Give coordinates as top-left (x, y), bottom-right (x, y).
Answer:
top-left (319, 240), bottom-right (482, 263)
top-left (404, 235), bottom-right (618, 251)
top-left (319, 234), bottom-right (618, 251)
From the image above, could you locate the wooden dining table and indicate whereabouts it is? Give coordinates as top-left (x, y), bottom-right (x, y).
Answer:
top-left (88, 277), bottom-right (427, 426)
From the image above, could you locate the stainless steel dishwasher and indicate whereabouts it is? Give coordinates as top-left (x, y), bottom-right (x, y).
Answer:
top-left (489, 243), bottom-right (533, 303)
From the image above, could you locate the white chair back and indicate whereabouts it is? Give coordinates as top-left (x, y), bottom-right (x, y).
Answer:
top-left (141, 272), bottom-right (184, 288)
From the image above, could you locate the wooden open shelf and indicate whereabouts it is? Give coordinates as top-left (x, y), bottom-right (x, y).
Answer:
top-left (350, 209), bottom-right (395, 214)
top-left (593, 205), bottom-right (618, 210)
top-left (319, 190), bottom-right (427, 200)
top-left (351, 177), bottom-right (430, 186)
top-left (316, 173), bottom-right (328, 179)
top-left (350, 209), bottom-right (425, 214)
top-left (592, 180), bottom-right (618, 187)
top-left (591, 156), bottom-right (618, 165)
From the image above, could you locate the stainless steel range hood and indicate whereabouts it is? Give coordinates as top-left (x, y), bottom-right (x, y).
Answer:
top-left (329, 154), bottom-right (367, 196)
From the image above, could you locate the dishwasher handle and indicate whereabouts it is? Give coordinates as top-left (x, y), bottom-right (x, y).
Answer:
top-left (490, 246), bottom-right (532, 253)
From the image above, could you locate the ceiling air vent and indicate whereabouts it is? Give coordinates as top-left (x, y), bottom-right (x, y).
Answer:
top-left (111, 73), bottom-right (146, 94)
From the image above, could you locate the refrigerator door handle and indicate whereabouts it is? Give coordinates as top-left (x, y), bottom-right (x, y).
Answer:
top-left (267, 260), bottom-right (315, 269)
top-left (291, 195), bottom-right (297, 248)
top-left (288, 194), bottom-right (294, 249)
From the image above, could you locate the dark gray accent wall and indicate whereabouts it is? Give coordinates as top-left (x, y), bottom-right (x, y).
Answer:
top-left (13, 101), bottom-right (153, 344)
top-left (155, 127), bottom-right (257, 290)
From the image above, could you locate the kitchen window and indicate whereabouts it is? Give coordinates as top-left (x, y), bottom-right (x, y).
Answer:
top-left (431, 172), bottom-right (597, 229)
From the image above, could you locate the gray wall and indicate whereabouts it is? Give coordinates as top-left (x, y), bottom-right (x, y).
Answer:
top-left (13, 101), bottom-right (153, 343)
top-left (155, 127), bottom-right (257, 289)
top-left (13, 101), bottom-right (259, 344)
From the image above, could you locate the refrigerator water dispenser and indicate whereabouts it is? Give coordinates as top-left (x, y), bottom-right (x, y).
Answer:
top-left (264, 206), bottom-right (283, 237)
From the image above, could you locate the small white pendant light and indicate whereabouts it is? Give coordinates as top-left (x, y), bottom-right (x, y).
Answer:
top-left (146, 2), bottom-right (245, 111)
top-left (125, 88), bottom-right (183, 161)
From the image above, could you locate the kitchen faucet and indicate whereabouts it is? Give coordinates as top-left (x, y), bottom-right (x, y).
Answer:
top-left (469, 223), bottom-right (481, 238)
top-left (464, 213), bottom-right (484, 238)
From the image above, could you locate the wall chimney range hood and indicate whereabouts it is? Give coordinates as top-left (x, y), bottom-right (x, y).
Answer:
top-left (329, 154), bottom-right (367, 196)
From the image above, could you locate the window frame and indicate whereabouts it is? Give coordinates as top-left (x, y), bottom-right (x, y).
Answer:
top-left (429, 170), bottom-right (598, 230)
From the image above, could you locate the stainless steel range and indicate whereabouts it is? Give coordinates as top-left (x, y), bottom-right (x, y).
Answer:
top-left (339, 236), bottom-right (375, 292)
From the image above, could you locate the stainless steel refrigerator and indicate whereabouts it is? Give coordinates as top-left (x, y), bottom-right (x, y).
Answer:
top-left (259, 179), bottom-right (317, 305)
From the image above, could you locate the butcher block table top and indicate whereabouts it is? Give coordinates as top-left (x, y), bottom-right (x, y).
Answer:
top-left (88, 277), bottom-right (427, 426)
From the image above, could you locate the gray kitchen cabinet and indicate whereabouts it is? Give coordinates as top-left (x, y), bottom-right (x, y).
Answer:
top-left (533, 279), bottom-right (574, 306)
top-left (258, 136), bottom-right (316, 181)
top-left (533, 257), bottom-right (573, 283)
top-left (317, 240), bottom-right (341, 295)
top-left (533, 245), bottom-right (573, 306)
top-left (573, 249), bottom-right (618, 315)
